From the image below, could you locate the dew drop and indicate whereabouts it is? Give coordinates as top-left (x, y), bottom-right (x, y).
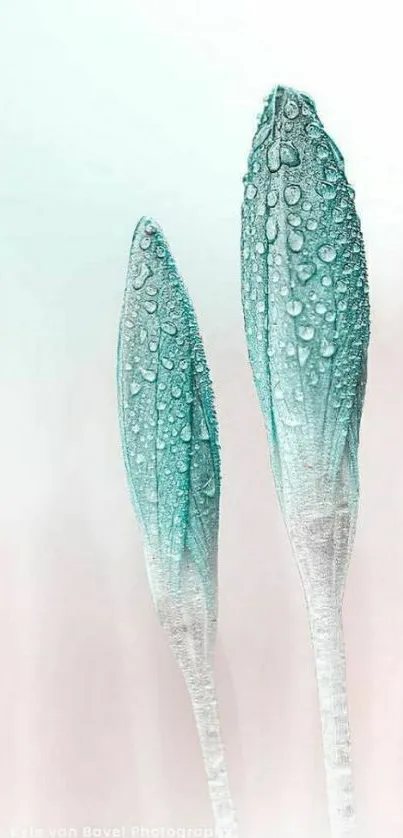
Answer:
top-left (180, 424), bottom-right (192, 442)
top-left (315, 302), bottom-right (327, 315)
top-left (267, 139), bottom-right (281, 172)
top-left (256, 241), bottom-right (265, 254)
top-left (245, 183), bottom-right (257, 200)
top-left (286, 299), bottom-right (303, 317)
top-left (141, 368), bottom-right (157, 383)
top-left (149, 339), bottom-right (158, 352)
top-left (333, 207), bottom-right (345, 223)
top-left (336, 280), bottom-right (347, 293)
top-left (140, 236), bottom-right (151, 250)
top-left (280, 142), bottom-right (300, 167)
top-left (284, 99), bottom-right (299, 120)
top-left (297, 262), bottom-right (315, 283)
top-left (274, 385), bottom-right (284, 399)
top-left (322, 275), bottom-right (332, 287)
top-left (161, 321), bottom-right (177, 336)
top-left (321, 340), bottom-right (336, 357)
top-left (302, 201), bottom-right (312, 212)
top-left (325, 165), bottom-right (339, 183)
top-left (161, 357), bottom-right (174, 370)
top-left (305, 122), bottom-right (322, 139)
top-left (132, 263), bottom-right (152, 290)
top-left (156, 246), bottom-right (165, 259)
top-left (286, 342), bottom-right (296, 356)
top-left (130, 380), bottom-right (142, 395)
top-left (144, 300), bottom-right (157, 314)
top-left (298, 345), bottom-right (311, 366)
top-left (266, 217), bottom-right (278, 243)
top-left (171, 385), bottom-right (182, 399)
top-left (288, 213), bottom-right (301, 227)
top-left (306, 218), bottom-right (318, 231)
top-left (298, 325), bottom-right (315, 341)
top-left (317, 182), bottom-right (337, 200)
top-left (288, 230), bottom-right (304, 252)
top-left (125, 319), bottom-right (134, 329)
top-left (284, 184), bottom-right (301, 206)
top-left (325, 311), bottom-right (336, 322)
top-left (318, 244), bottom-right (337, 263)
top-left (156, 438), bottom-right (166, 450)
top-left (267, 190), bottom-right (278, 207)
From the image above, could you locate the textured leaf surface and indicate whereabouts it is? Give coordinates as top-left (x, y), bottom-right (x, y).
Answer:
top-left (241, 86), bottom-right (370, 515)
top-left (117, 217), bottom-right (220, 608)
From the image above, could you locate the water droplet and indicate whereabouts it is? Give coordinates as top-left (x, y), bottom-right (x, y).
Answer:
top-left (146, 284), bottom-right (158, 296)
top-left (297, 262), bottom-right (315, 283)
top-left (287, 213), bottom-right (301, 227)
top-left (200, 421), bottom-right (210, 441)
top-left (267, 190), bottom-right (278, 207)
top-left (284, 99), bottom-right (299, 120)
top-left (161, 357), bottom-right (174, 370)
top-left (125, 319), bottom-right (134, 329)
top-left (136, 452), bottom-right (145, 464)
top-left (306, 218), bottom-right (318, 231)
top-left (317, 182), bottom-right (337, 200)
top-left (149, 339), bottom-right (158, 352)
top-left (156, 438), bottom-right (166, 450)
top-left (274, 254), bottom-right (283, 266)
top-left (286, 342), bottom-right (296, 356)
top-left (179, 359), bottom-right (188, 371)
top-left (321, 341), bottom-right (336, 357)
top-left (161, 321), bottom-right (177, 336)
top-left (256, 241), bottom-right (265, 254)
top-left (132, 262), bottom-right (152, 290)
top-left (316, 143), bottom-right (330, 160)
top-left (298, 345), bottom-right (311, 366)
top-left (144, 222), bottom-right (156, 235)
top-left (325, 311), bottom-right (336, 322)
top-left (203, 477), bottom-right (216, 497)
top-left (180, 424), bottom-right (192, 442)
top-left (333, 207), bottom-right (345, 223)
top-left (156, 246), bottom-right (165, 259)
top-left (315, 302), bottom-right (327, 315)
top-left (130, 380), bottom-right (142, 395)
top-left (286, 299), bottom-right (303, 317)
top-left (322, 275), bottom-right (332, 287)
top-left (302, 201), bottom-right (312, 212)
top-left (253, 122), bottom-right (271, 149)
top-left (305, 122), bottom-right (322, 139)
top-left (144, 300), bottom-right (157, 314)
top-left (280, 143), bottom-right (300, 167)
top-left (318, 244), bottom-right (337, 263)
top-left (141, 368), bottom-right (157, 382)
top-left (274, 385), bottom-right (284, 399)
top-left (266, 217), bottom-right (278, 243)
top-left (288, 230), bottom-right (304, 252)
top-left (171, 385), bottom-right (182, 399)
top-left (325, 165), bottom-right (339, 183)
top-left (140, 236), bottom-right (151, 250)
top-left (298, 325), bottom-right (315, 341)
top-left (338, 299), bottom-right (347, 311)
top-left (284, 184), bottom-right (301, 206)
top-left (245, 183), bottom-right (257, 200)
top-left (267, 139), bottom-right (281, 172)
top-left (336, 280), bottom-right (347, 293)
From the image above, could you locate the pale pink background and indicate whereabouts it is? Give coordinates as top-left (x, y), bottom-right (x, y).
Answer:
top-left (2, 0), bottom-right (403, 836)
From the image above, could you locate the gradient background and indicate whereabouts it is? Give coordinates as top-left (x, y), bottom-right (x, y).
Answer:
top-left (1, 1), bottom-right (403, 836)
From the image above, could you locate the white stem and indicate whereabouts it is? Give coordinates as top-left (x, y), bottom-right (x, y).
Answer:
top-left (288, 507), bottom-right (356, 838)
top-left (309, 605), bottom-right (355, 838)
top-left (150, 557), bottom-right (238, 838)
top-left (182, 659), bottom-right (238, 838)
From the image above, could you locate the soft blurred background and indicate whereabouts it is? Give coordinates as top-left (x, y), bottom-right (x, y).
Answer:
top-left (1, 1), bottom-right (403, 836)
